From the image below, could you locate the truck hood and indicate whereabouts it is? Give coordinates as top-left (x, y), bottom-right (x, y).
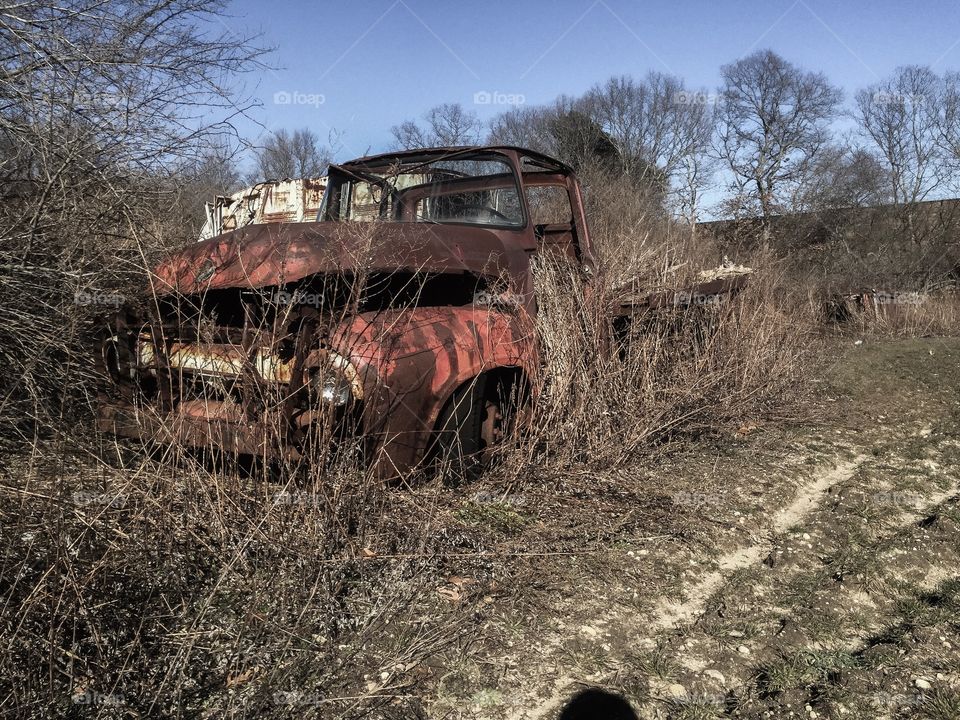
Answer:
top-left (153, 221), bottom-right (524, 294)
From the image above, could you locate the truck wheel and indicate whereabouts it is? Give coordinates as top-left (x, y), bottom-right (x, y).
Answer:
top-left (432, 372), bottom-right (528, 484)
top-left (433, 375), bottom-right (489, 484)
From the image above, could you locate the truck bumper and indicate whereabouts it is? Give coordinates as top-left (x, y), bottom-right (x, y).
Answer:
top-left (97, 401), bottom-right (283, 458)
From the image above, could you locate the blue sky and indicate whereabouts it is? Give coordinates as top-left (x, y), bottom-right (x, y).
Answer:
top-left (221, 0), bottom-right (960, 168)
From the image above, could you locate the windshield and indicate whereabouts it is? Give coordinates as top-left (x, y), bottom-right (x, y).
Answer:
top-left (321, 153), bottom-right (525, 228)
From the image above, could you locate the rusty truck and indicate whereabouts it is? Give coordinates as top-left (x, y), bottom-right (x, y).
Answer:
top-left (98, 146), bottom-right (745, 478)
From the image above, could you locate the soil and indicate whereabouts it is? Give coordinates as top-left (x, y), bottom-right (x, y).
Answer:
top-left (425, 336), bottom-right (960, 719)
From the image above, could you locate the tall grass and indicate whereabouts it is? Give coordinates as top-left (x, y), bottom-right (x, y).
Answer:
top-left (1, 428), bottom-right (459, 717)
top-left (495, 247), bottom-right (818, 478)
top-left (1, 208), bottom-right (821, 717)
top-left (833, 289), bottom-right (960, 338)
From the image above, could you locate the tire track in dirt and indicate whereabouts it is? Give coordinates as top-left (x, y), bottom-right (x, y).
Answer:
top-left (652, 432), bottom-right (960, 717)
top-left (484, 340), bottom-right (960, 719)
top-left (648, 455), bottom-right (867, 635)
top-left (728, 488), bottom-right (960, 717)
top-left (510, 453), bottom-right (868, 720)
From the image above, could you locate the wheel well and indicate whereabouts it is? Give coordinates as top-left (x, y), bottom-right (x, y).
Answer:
top-left (423, 366), bottom-right (531, 477)
top-left (430, 366), bottom-right (530, 436)
top-left (483, 366), bottom-right (531, 409)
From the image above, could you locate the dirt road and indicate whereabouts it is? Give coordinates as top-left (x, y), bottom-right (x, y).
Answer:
top-left (429, 337), bottom-right (960, 719)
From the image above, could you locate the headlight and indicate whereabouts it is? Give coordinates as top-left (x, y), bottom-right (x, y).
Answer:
top-left (309, 351), bottom-right (363, 406)
top-left (313, 373), bottom-right (353, 406)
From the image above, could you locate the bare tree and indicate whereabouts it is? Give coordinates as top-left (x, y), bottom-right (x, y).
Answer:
top-left (0, 0), bottom-right (263, 432)
top-left (174, 141), bottom-right (246, 232)
top-left (798, 145), bottom-right (891, 211)
top-left (195, 143), bottom-right (246, 196)
top-left (940, 71), bottom-right (960, 171)
top-left (422, 101), bottom-right (482, 145)
top-left (487, 93), bottom-right (671, 218)
top-left (855, 66), bottom-right (947, 206)
top-left (675, 149), bottom-right (716, 229)
top-left (391, 102), bottom-right (482, 149)
top-left (488, 104), bottom-right (561, 156)
top-left (716, 50), bottom-right (843, 222)
top-left (488, 96), bottom-right (601, 166)
top-left (584, 73), bottom-right (714, 198)
top-left (252, 128), bottom-right (329, 180)
top-left (487, 82), bottom-right (713, 219)
top-left (550, 108), bottom-right (622, 177)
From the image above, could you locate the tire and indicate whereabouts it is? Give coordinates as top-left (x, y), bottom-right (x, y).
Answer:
top-left (432, 372), bottom-right (530, 484)
top-left (432, 375), bottom-right (489, 484)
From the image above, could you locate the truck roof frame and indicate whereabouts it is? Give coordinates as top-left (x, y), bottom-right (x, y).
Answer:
top-left (336, 145), bottom-right (574, 175)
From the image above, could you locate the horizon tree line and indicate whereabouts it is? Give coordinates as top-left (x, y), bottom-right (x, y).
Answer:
top-left (246, 49), bottom-right (960, 233)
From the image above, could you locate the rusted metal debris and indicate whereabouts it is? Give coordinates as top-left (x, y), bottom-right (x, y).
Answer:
top-left (611, 259), bottom-right (752, 315)
top-left (825, 289), bottom-right (927, 323)
top-left (199, 177), bottom-right (328, 241)
top-left (98, 146), bottom-right (749, 476)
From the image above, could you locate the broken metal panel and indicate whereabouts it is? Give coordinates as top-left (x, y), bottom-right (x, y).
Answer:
top-left (613, 265), bottom-right (753, 317)
top-left (199, 177), bottom-right (328, 241)
top-left (197, 174), bottom-right (429, 239)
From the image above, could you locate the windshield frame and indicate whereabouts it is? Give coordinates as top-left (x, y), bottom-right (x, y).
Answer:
top-left (320, 148), bottom-right (530, 231)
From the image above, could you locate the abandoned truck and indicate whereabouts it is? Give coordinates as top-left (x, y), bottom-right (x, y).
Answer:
top-left (98, 146), bottom-right (745, 478)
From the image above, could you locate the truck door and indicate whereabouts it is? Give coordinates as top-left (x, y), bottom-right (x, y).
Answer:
top-left (525, 183), bottom-right (580, 263)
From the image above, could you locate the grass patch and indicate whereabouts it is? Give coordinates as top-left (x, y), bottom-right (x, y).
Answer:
top-left (455, 501), bottom-right (529, 535)
top-left (758, 649), bottom-right (860, 695)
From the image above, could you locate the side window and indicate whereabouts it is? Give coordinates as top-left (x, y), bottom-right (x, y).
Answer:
top-left (526, 184), bottom-right (578, 261)
top-left (526, 185), bottom-right (573, 226)
top-left (349, 181), bottom-right (394, 221)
